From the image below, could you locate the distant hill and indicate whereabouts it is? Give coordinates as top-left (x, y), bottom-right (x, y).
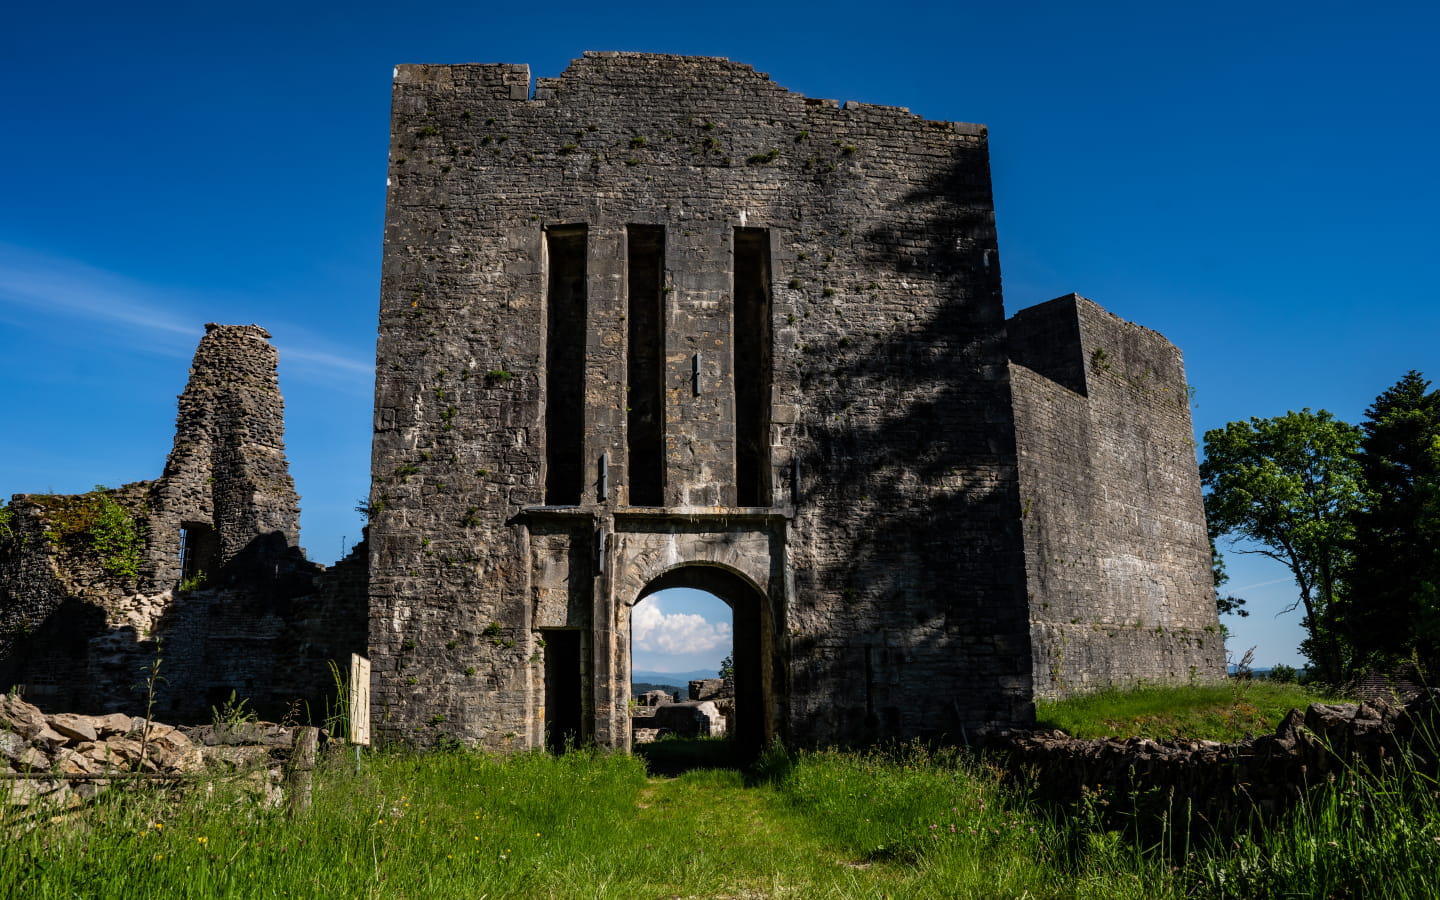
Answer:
top-left (632, 682), bottom-right (684, 697)
top-left (632, 669), bottom-right (718, 685)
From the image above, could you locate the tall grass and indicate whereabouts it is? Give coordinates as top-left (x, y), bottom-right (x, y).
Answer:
top-left (771, 742), bottom-right (1175, 898)
top-left (6, 710), bottom-right (1440, 899)
top-left (2, 743), bottom-right (1171, 899)
top-left (1187, 716), bottom-right (1440, 899)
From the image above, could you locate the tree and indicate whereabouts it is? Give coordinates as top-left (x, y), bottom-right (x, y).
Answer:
top-left (1344, 371), bottom-right (1440, 670)
top-left (1212, 543), bottom-right (1248, 620)
top-left (717, 654), bottom-right (735, 680)
top-left (1200, 410), bottom-right (1364, 683)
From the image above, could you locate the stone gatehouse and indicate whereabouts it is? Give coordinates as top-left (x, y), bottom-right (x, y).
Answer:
top-left (366, 52), bottom-right (1222, 752)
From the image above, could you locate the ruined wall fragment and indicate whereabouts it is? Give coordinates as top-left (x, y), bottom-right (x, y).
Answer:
top-left (0, 327), bottom-right (365, 721)
top-left (1008, 294), bottom-right (1224, 697)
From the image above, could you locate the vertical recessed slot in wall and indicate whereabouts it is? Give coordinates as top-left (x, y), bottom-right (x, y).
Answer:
top-left (545, 226), bottom-right (588, 506)
top-left (733, 228), bottom-right (773, 506)
top-left (626, 225), bottom-right (665, 506)
top-left (542, 628), bottom-right (584, 753)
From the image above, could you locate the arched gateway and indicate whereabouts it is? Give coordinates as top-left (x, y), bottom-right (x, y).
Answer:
top-left (632, 566), bottom-right (772, 757)
top-left (364, 53), bottom-right (1222, 751)
top-left (526, 510), bottom-right (782, 755)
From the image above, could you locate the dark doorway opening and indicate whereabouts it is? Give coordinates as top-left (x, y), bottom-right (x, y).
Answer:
top-left (542, 628), bottom-right (584, 753)
top-left (179, 522), bottom-right (220, 587)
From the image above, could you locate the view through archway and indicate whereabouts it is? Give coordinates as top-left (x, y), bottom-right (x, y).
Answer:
top-left (630, 586), bottom-right (735, 770)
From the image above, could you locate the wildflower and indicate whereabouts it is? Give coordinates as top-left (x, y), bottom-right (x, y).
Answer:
top-left (197, 837), bottom-right (208, 844)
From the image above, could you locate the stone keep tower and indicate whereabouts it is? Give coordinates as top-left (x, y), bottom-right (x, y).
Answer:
top-left (369, 52), bottom-right (1220, 751)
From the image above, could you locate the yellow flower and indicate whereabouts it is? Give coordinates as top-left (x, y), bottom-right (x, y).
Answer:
top-left (197, 837), bottom-right (208, 844)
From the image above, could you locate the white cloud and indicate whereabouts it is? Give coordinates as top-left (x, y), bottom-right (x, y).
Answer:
top-left (632, 600), bottom-right (732, 656)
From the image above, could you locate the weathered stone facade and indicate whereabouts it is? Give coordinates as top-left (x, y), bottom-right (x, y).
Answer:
top-left (0, 326), bottom-right (366, 721)
top-left (368, 52), bottom-right (1221, 752)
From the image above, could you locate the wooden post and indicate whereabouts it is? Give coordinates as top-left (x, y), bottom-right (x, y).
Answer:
top-left (287, 726), bottom-right (319, 813)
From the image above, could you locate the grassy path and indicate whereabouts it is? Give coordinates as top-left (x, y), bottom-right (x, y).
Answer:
top-left (628, 770), bottom-right (896, 899)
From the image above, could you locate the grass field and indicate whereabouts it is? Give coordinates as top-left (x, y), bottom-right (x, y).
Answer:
top-left (5, 682), bottom-right (1440, 899)
top-left (1034, 680), bottom-right (1334, 741)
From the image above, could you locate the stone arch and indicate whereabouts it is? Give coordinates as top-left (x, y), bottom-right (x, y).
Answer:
top-left (628, 562), bottom-right (776, 759)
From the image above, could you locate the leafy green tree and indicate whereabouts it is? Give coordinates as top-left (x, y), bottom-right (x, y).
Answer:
top-left (717, 654), bottom-right (735, 680)
top-left (1212, 544), bottom-right (1248, 620)
top-left (1201, 410), bottom-right (1364, 683)
top-left (1344, 371), bottom-right (1440, 670)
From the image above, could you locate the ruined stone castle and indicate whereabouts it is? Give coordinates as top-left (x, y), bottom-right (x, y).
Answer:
top-left (0, 53), bottom-right (1222, 752)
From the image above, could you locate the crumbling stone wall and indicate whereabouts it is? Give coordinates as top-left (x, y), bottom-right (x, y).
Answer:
top-left (147, 323), bottom-right (304, 590)
top-left (0, 327), bottom-right (365, 722)
top-left (1009, 295), bottom-right (1222, 697)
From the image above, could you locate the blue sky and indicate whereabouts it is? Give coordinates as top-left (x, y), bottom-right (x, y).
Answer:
top-left (2, 1), bottom-right (1436, 671)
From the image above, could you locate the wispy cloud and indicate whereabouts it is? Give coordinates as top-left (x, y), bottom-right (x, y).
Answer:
top-left (279, 345), bottom-right (374, 378)
top-left (1232, 577), bottom-right (1293, 593)
top-left (0, 242), bottom-right (371, 382)
top-left (0, 243), bottom-right (198, 343)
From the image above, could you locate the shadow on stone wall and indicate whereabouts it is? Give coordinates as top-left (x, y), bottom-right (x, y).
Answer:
top-left (786, 153), bottom-right (1031, 745)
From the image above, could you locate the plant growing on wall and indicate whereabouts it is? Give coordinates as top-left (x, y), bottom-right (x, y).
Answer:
top-left (37, 488), bottom-right (147, 583)
top-left (91, 494), bottom-right (145, 582)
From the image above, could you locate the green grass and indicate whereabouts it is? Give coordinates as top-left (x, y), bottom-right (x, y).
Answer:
top-left (6, 691), bottom-right (1440, 899)
top-left (0, 742), bottom-right (1170, 899)
top-left (1035, 680), bottom-right (1335, 741)
top-left (633, 734), bottom-right (739, 776)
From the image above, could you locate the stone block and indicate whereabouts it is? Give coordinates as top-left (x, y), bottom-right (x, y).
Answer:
top-left (652, 701), bottom-right (727, 738)
top-left (47, 714), bottom-right (97, 743)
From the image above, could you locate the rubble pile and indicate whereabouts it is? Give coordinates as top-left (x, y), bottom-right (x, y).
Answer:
top-left (1, 694), bottom-right (301, 809)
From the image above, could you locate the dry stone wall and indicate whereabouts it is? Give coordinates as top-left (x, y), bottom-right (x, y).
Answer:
top-left (993, 694), bottom-right (1440, 829)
